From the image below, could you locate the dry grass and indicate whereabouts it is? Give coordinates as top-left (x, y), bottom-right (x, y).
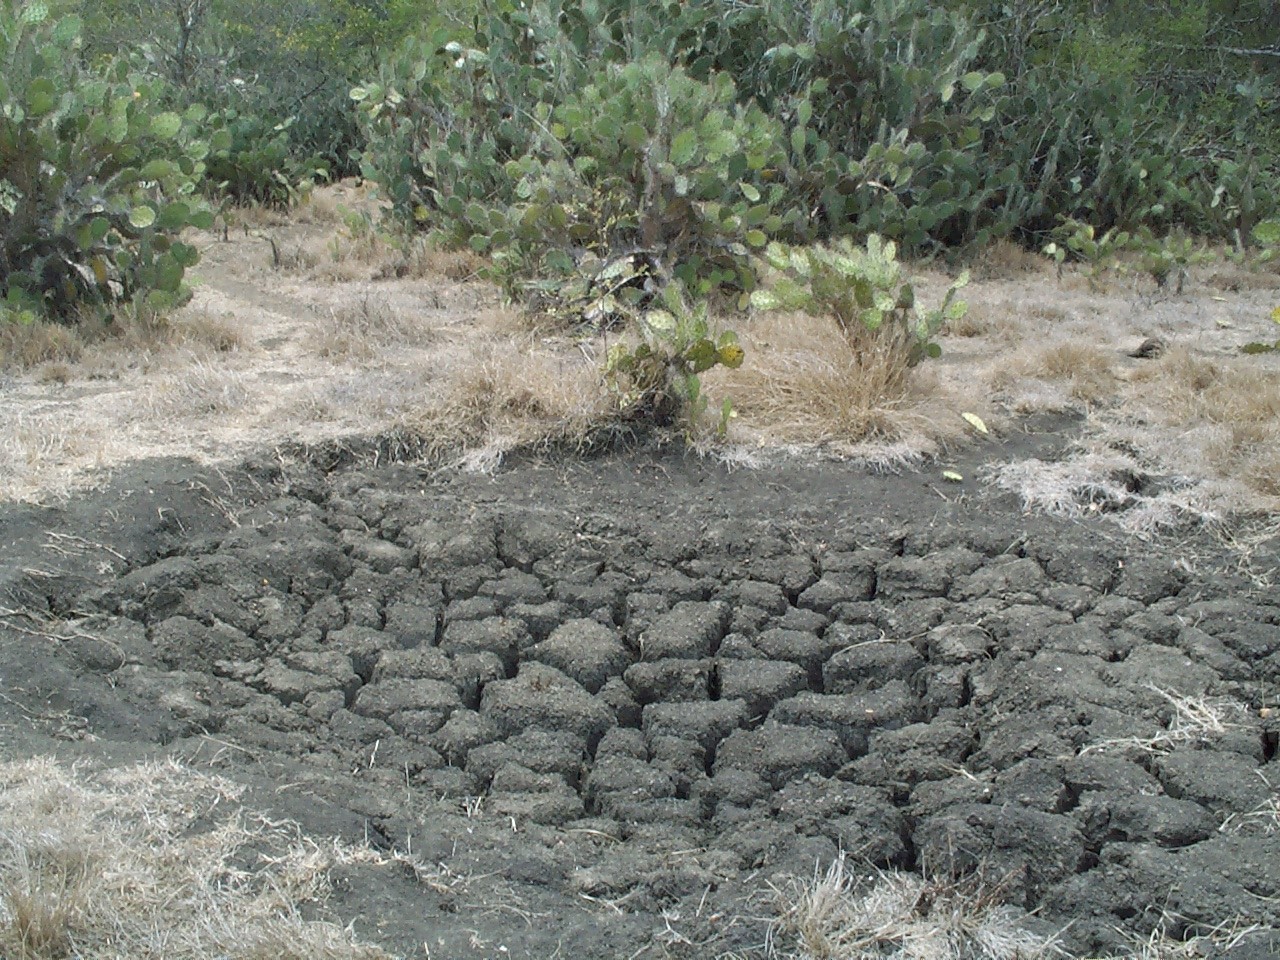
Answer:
top-left (1116, 917), bottom-right (1276, 960)
top-left (400, 337), bottom-right (610, 469)
top-left (0, 757), bottom-right (393, 960)
top-left (970, 239), bottom-right (1049, 281)
top-left (1080, 686), bottom-right (1251, 757)
top-left (772, 854), bottom-right (1063, 960)
top-left (1, 303), bottom-right (245, 376)
top-left (307, 294), bottom-right (436, 360)
top-left (1125, 347), bottom-right (1280, 497)
top-left (717, 311), bottom-right (976, 461)
top-left (990, 340), bottom-right (1120, 408)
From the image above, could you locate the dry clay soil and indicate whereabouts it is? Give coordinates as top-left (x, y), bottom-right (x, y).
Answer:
top-left (2, 432), bottom-right (1280, 958)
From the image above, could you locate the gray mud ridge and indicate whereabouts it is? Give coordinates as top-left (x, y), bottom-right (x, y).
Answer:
top-left (2, 451), bottom-right (1279, 958)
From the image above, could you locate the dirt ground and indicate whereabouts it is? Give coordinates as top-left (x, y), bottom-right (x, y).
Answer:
top-left (1, 187), bottom-right (1279, 959)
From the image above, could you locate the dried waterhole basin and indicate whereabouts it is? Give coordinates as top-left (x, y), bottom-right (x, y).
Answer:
top-left (1, 440), bottom-right (1278, 959)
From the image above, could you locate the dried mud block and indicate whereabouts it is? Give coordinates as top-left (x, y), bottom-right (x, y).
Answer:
top-left (340, 529), bottom-right (416, 573)
top-left (991, 758), bottom-right (1070, 812)
top-left (1115, 555), bottom-right (1187, 604)
top-left (479, 569), bottom-right (549, 609)
top-left (861, 720), bottom-right (977, 785)
top-left (720, 579), bottom-right (789, 615)
top-left (774, 777), bottom-right (907, 866)
top-left (584, 754), bottom-right (680, 816)
top-left (1156, 749), bottom-right (1273, 815)
top-left (439, 616), bottom-right (530, 673)
top-left (351, 677), bottom-right (460, 735)
top-left (771, 682), bottom-right (920, 756)
top-left (642, 699), bottom-right (747, 755)
top-left (496, 511), bottom-right (562, 571)
top-left (1103, 644), bottom-right (1218, 696)
top-left (951, 556), bottom-right (1046, 602)
top-left (257, 654), bottom-right (357, 705)
top-left (468, 732), bottom-right (587, 792)
top-left (480, 662), bottom-right (615, 751)
top-left (530, 619), bottom-right (631, 694)
top-left (624, 658), bottom-right (711, 704)
top-left (876, 548), bottom-right (982, 600)
top-left (717, 659), bottom-right (807, 716)
top-left (714, 722), bottom-right (846, 790)
top-left (151, 615), bottom-right (255, 668)
top-left (915, 804), bottom-right (1085, 899)
top-left (638, 601), bottom-right (727, 660)
top-left (924, 624), bottom-right (994, 665)
top-left (430, 708), bottom-right (499, 765)
top-left (553, 571), bottom-right (631, 622)
top-left (753, 627), bottom-right (847, 685)
top-left (384, 597), bottom-right (441, 647)
top-left (1075, 791), bottom-right (1217, 847)
top-left (824, 637), bottom-right (925, 694)
top-left (508, 600), bottom-right (569, 643)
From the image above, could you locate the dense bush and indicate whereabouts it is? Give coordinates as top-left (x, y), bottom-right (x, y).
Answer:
top-left (1, 3), bottom-right (213, 324)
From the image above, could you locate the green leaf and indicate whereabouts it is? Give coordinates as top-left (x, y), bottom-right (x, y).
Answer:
top-left (740, 182), bottom-right (761, 202)
top-left (717, 343), bottom-right (745, 368)
top-left (670, 129), bottom-right (698, 166)
top-left (25, 78), bottom-right (56, 116)
top-left (745, 230), bottom-right (767, 248)
top-left (150, 112), bottom-right (183, 139)
top-left (687, 339), bottom-right (718, 373)
top-left (645, 309), bottom-right (677, 335)
top-left (129, 206), bottom-right (156, 229)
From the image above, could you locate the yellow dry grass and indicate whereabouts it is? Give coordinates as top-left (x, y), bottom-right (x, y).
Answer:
top-left (0, 757), bottom-right (393, 960)
top-left (715, 310), bottom-right (980, 463)
top-left (773, 853), bottom-right (1064, 960)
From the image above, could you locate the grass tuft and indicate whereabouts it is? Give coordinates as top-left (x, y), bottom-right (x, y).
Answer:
top-left (0, 758), bottom-right (393, 960)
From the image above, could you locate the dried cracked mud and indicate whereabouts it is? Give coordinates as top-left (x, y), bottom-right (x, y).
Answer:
top-left (2, 433), bottom-right (1278, 958)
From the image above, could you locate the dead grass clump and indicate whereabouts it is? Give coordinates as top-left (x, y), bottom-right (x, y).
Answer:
top-left (1125, 347), bottom-right (1280, 498)
top-left (989, 340), bottom-right (1119, 409)
top-left (0, 320), bottom-right (84, 369)
top-left (141, 360), bottom-right (256, 419)
top-left (1081, 685), bottom-right (1251, 757)
top-left (971, 238), bottom-right (1048, 280)
top-left (169, 307), bottom-right (247, 353)
top-left (391, 239), bottom-right (488, 282)
top-left (773, 853), bottom-right (1063, 960)
top-left (721, 311), bottom-right (968, 453)
top-left (402, 340), bottom-right (609, 468)
top-left (309, 294), bottom-right (434, 360)
top-left (0, 757), bottom-right (392, 960)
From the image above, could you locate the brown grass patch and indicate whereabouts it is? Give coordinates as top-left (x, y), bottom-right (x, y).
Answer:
top-left (1126, 347), bottom-right (1280, 498)
top-left (0, 758), bottom-right (393, 960)
top-left (308, 294), bottom-right (435, 360)
top-left (0, 320), bottom-right (84, 370)
top-left (773, 853), bottom-right (1064, 960)
top-left (971, 238), bottom-right (1049, 280)
top-left (401, 338), bottom-right (610, 468)
top-left (990, 340), bottom-right (1119, 407)
top-left (718, 311), bottom-right (973, 458)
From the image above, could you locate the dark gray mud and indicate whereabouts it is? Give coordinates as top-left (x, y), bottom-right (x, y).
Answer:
top-left (2, 432), bottom-right (1278, 959)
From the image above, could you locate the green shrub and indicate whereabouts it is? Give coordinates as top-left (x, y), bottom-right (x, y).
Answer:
top-left (603, 282), bottom-right (744, 436)
top-left (204, 110), bottom-right (328, 209)
top-left (500, 56), bottom-right (790, 296)
top-left (0, 3), bottom-right (213, 324)
top-left (751, 236), bottom-right (968, 365)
